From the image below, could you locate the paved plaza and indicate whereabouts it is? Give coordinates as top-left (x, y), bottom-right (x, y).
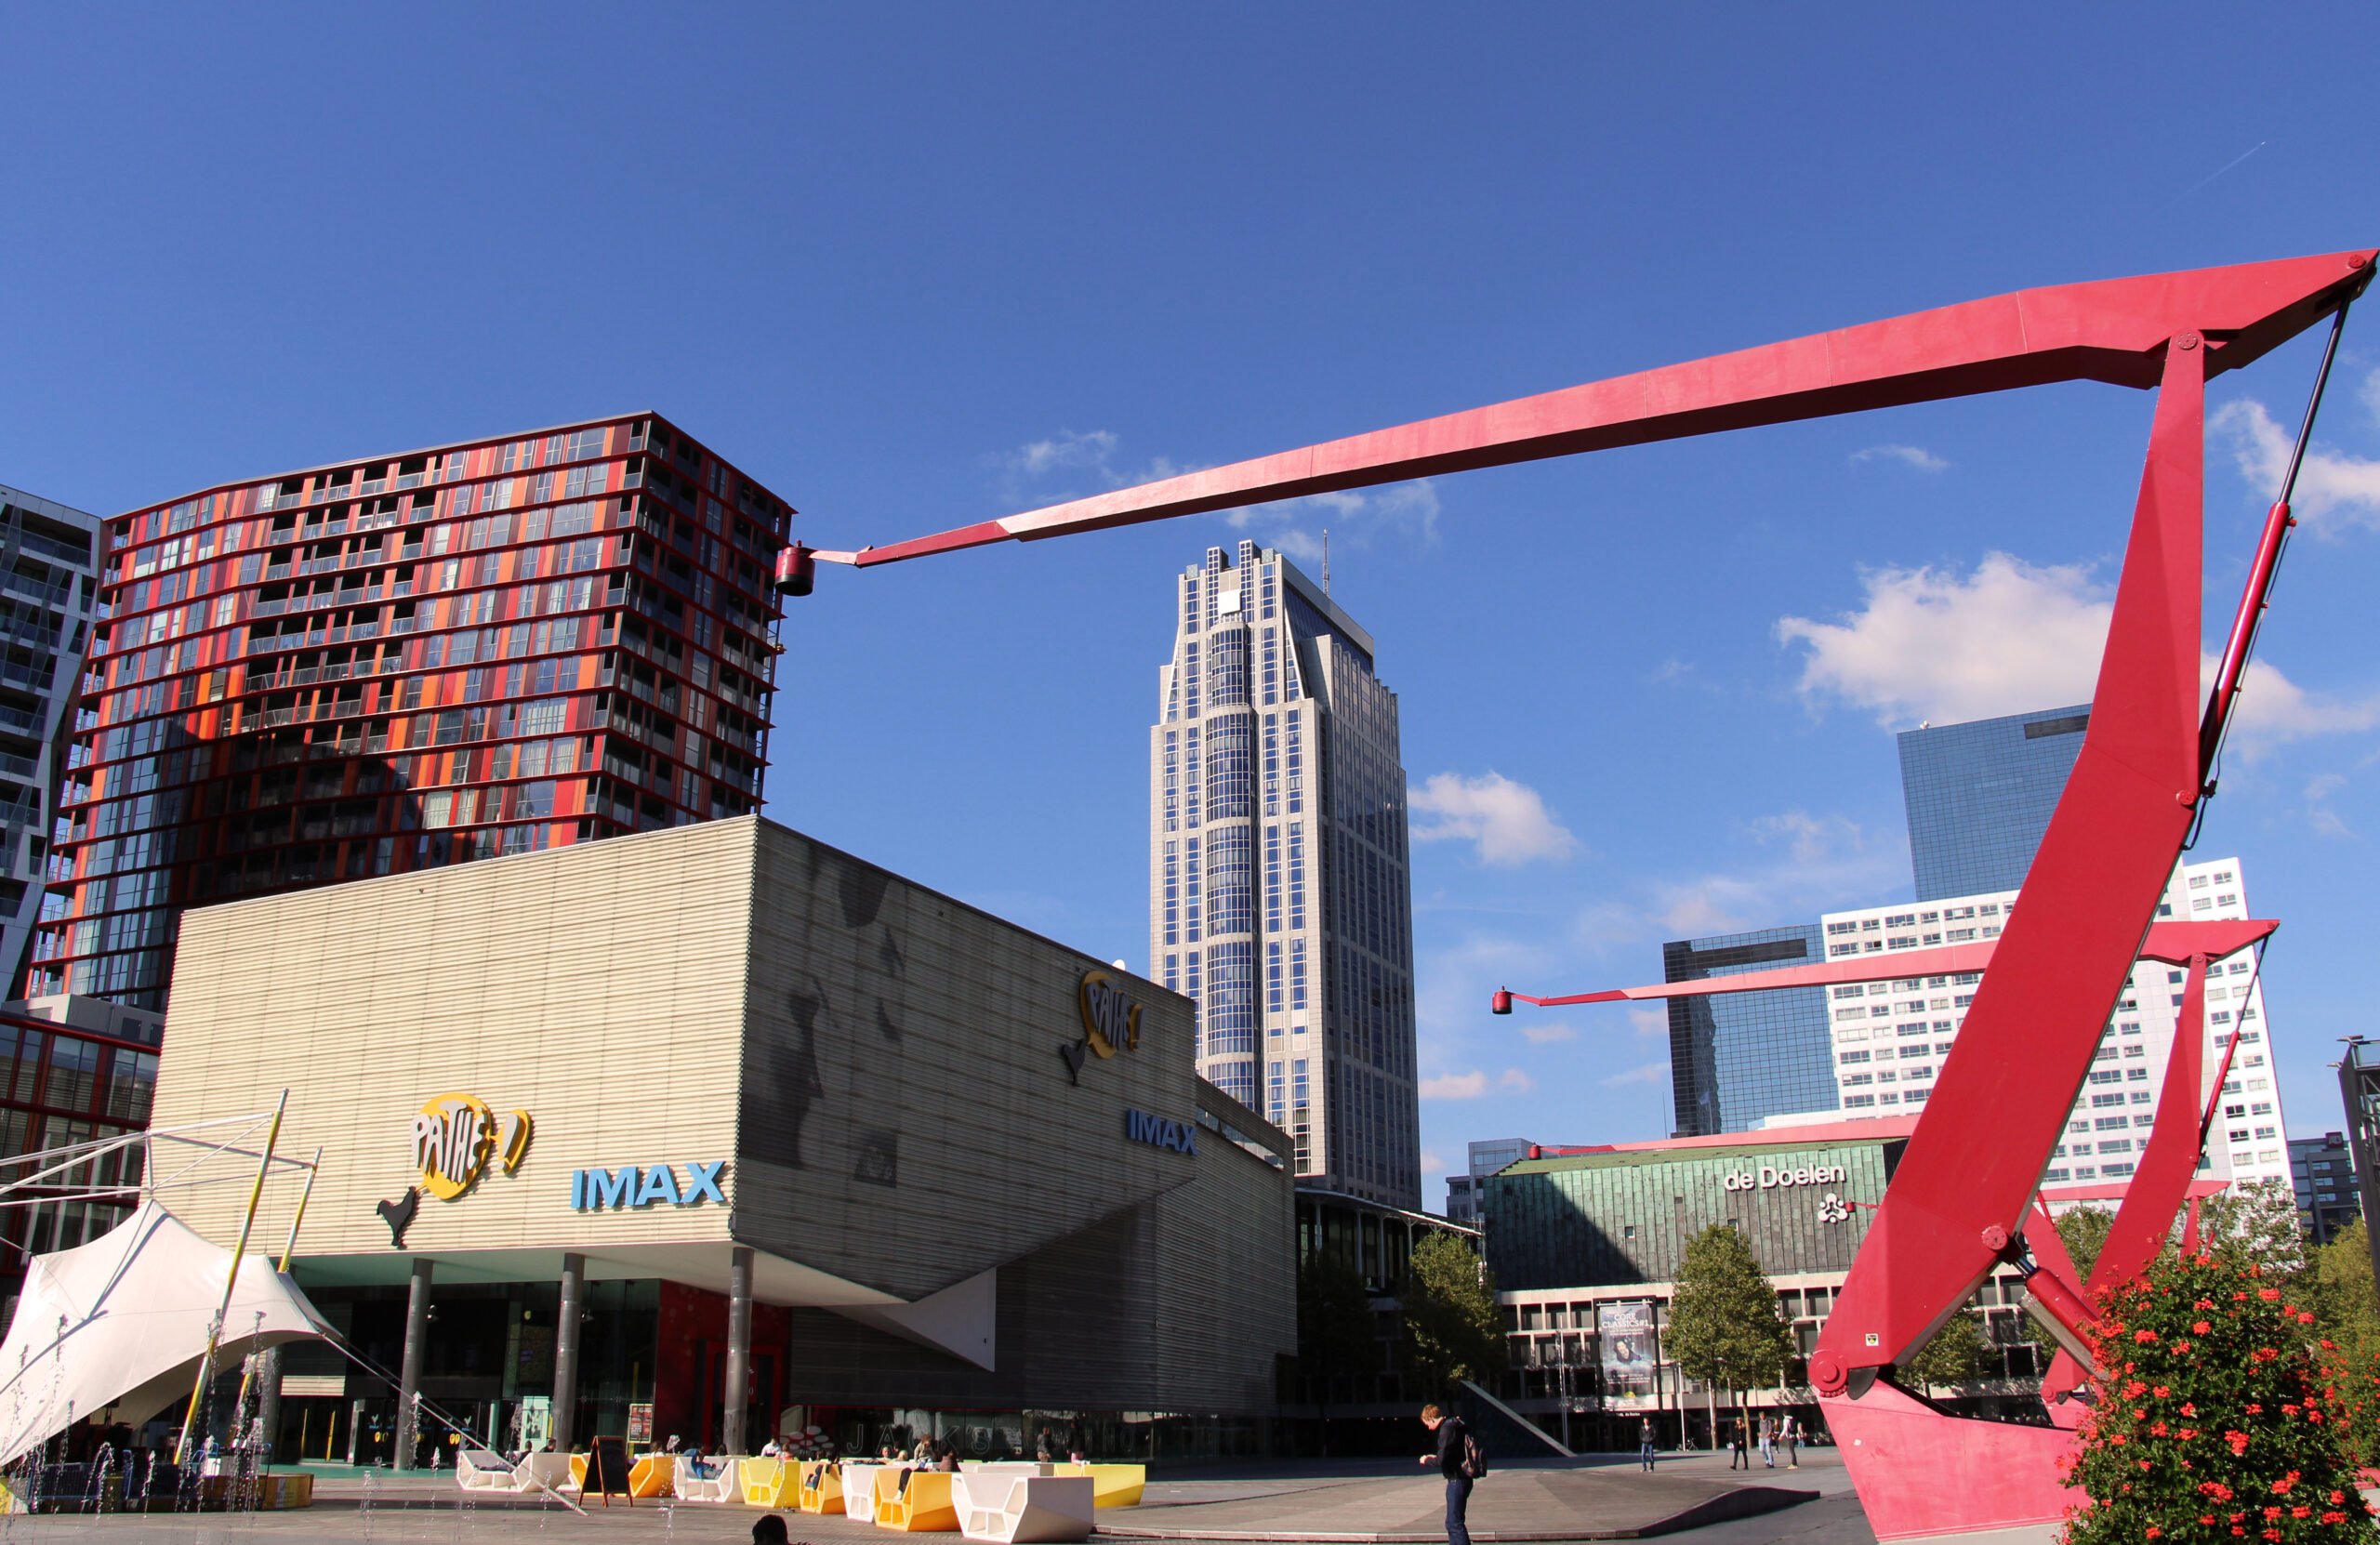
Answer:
top-left (0, 1453), bottom-right (1902, 1545)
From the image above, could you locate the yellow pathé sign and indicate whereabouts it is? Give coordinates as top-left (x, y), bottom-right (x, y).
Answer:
top-left (412, 1092), bottom-right (534, 1201)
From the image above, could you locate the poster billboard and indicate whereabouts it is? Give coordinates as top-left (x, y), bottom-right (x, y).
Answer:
top-left (1599, 1301), bottom-right (1659, 1400)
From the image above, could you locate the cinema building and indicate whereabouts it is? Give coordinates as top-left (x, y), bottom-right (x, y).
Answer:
top-left (1476, 1123), bottom-right (2052, 1447)
top-left (150, 817), bottom-right (1296, 1464)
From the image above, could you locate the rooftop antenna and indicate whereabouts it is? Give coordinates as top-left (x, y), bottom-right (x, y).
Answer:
top-left (1322, 529), bottom-right (1330, 595)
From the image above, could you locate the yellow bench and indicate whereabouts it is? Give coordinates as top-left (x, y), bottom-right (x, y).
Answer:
top-left (799, 1459), bottom-right (846, 1514)
top-left (876, 1469), bottom-right (962, 1531)
top-left (630, 1455), bottom-right (676, 1499)
top-left (741, 1457), bottom-right (792, 1507)
top-left (1051, 1464), bottom-right (1144, 1508)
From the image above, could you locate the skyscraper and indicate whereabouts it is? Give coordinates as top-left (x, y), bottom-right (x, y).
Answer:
top-left (1897, 705), bottom-right (2090, 901)
top-left (1147, 540), bottom-right (1420, 1208)
top-left (1663, 924), bottom-right (1833, 1136)
top-left (0, 485), bottom-right (104, 993)
top-left (36, 416), bottom-right (789, 1007)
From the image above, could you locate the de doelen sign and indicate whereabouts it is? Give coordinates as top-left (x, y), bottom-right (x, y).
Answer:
top-left (1723, 1160), bottom-right (1849, 1192)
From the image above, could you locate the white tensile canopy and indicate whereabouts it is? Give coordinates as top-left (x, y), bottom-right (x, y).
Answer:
top-left (0, 1199), bottom-right (329, 1465)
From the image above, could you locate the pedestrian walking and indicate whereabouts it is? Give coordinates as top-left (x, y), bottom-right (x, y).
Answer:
top-left (1726, 1420), bottom-right (1748, 1471)
top-left (1419, 1404), bottom-right (1478, 1545)
top-left (1781, 1415), bottom-right (1799, 1469)
top-left (1759, 1416), bottom-right (1775, 1468)
top-left (1637, 1418), bottom-right (1657, 1472)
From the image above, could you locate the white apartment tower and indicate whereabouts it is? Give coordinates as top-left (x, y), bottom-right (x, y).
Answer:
top-left (1147, 541), bottom-right (1420, 1209)
top-left (1816, 854), bottom-right (2288, 1192)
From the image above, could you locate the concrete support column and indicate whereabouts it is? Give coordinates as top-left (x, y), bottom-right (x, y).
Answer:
top-left (722, 1247), bottom-right (753, 1455)
top-left (256, 1346), bottom-right (283, 1465)
top-left (393, 1259), bottom-right (433, 1471)
top-left (552, 1253), bottom-right (585, 1452)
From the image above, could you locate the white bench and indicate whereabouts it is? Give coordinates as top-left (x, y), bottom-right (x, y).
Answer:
top-left (675, 1454), bottom-right (740, 1502)
top-left (954, 1473), bottom-right (1095, 1544)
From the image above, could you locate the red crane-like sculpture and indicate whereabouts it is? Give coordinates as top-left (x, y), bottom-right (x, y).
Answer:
top-left (782, 248), bottom-right (2373, 1537)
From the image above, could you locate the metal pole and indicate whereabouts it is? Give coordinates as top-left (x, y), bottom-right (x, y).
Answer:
top-left (552, 1253), bottom-right (585, 1452)
top-left (275, 1146), bottom-right (325, 1273)
top-left (176, 1091), bottom-right (287, 1463)
top-left (394, 1258), bottom-right (433, 1470)
top-left (723, 1247), bottom-right (753, 1455)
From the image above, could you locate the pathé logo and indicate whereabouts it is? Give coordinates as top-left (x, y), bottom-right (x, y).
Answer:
top-left (413, 1093), bottom-right (534, 1201)
top-left (1078, 971), bottom-right (1143, 1057)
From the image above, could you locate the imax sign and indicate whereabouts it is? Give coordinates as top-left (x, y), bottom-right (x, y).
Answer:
top-left (1124, 1109), bottom-right (1197, 1155)
top-left (570, 1159), bottom-right (729, 1209)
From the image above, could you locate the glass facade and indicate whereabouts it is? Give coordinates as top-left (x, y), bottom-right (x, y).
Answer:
top-left (1149, 540), bottom-right (1419, 1208)
top-left (0, 485), bottom-right (103, 996)
top-left (1664, 925), bottom-right (1834, 1136)
top-left (2289, 1133), bottom-right (2361, 1247)
top-left (36, 416), bottom-right (788, 1008)
top-left (1897, 704), bottom-right (2089, 902)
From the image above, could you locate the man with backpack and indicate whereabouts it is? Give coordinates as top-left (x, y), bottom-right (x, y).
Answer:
top-left (1419, 1404), bottom-right (1482, 1545)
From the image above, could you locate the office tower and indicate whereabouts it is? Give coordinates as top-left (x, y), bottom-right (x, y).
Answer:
top-left (1898, 705), bottom-right (2090, 901)
top-left (35, 416), bottom-right (790, 1009)
top-left (2290, 1134), bottom-right (2360, 1247)
top-left (1147, 540), bottom-right (1420, 1208)
top-left (1444, 1135), bottom-right (1540, 1221)
top-left (1818, 854), bottom-right (2288, 1190)
top-left (0, 486), bottom-right (104, 994)
top-left (1664, 925), bottom-right (1834, 1136)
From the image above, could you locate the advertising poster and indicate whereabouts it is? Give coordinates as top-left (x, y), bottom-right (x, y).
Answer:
top-left (1599, 1301), bottom-right (1658, 1400)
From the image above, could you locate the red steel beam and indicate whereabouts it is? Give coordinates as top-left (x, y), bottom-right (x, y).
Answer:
top-left (820, 251), bottom-right (2373, 567)
top-left (1495, 918), bottom-right (2273, 1008)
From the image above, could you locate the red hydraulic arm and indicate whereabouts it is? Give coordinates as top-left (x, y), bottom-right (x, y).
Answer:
top-left (800, 249), bottom-right (2370, 1537)
top-left (811, 252), bottom-right (2370, 568)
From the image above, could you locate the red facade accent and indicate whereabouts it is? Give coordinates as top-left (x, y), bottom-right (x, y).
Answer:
top-left (37, 416), bottom-right (791, 1006)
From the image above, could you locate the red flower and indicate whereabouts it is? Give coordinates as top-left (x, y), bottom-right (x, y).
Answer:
top-left (2150, 1422), bottom-right (2169, 1436)
top-left (2124, 1380), bottom-right (2149, 1398)
top-left (2252, 1348), bottom-right (2279, 1363)
top-left (2259, 1287), bottom-right (2281, 1301)
top-left (2182, 1403), bottom-right (2197, 1418)
top-left (2135, 1329), bottom-right (2160, 1342)
top-left (2202, 1483), bottom-right (2236, 1501)
top-left (2194, 1321), bottom-right (2214, 1335)
top-left (2146, 1531), bottom-right (2162, 1540)
top-left (2227, 1431), bottom-right (2252, 1456)
top-left (2151, 1386), bottom-right (2169, 1397)
top-left (2171, 1340), bottom-right (2194, 1354)
top-left (2323, 1514), bottom-right (2350, 1526)
top-left (2290, 1507), bottom-right (2310, 1520)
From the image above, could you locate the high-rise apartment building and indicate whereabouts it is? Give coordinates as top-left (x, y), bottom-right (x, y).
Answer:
top-left (1664, 925), bottom-right (1834, 1136)
top-left (0, 485), bottom-right (104, 992)
top-left (1146, 540), bottom-right (1419, 1209)
top-left (1816, 854), bottom-right (2288, 1191)
top-left (36, 416), bottom-right (789, 1008)
top-left (1898, 705), bottom-right (2091, 901)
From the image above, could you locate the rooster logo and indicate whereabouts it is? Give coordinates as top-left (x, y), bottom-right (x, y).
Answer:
top-left (377, 1187), bottom-right (421, 1248)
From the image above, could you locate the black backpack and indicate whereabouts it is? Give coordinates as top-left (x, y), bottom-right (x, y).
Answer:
top-left (1461, 1428), bottom-right (1488, 1480)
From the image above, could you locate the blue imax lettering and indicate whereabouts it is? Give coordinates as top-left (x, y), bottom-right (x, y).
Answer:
top-left (570, 1158), bottom-right (729, 1210)
top-left (1124, 1109), bottom-right (1197, 1155)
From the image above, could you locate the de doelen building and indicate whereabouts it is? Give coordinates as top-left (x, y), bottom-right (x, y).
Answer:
top-left (152, 817), bottom-right (1295, 1461)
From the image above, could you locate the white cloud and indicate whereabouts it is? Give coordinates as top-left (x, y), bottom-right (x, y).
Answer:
top-left (1420, 1071), bottom-right (1488, 1100)
top-left (1602, 1061), bottom-right (1670, 1088)
top-left (1576, 808), bottom-right (1906, 951)
top-left (1850, 443), bottom-right (1949, 473)
top-left (2212, 371), bottom-right (2380, 532)
top-left (1223, 479), bottom-right (1442, 560)
top-left (995, 429), bottom-right (1197, 504)
top-left (1409, 772), bottom-right (1577, 866)
top-left (2306, 772), bottom-right (2354, 839)
top-left (1628, 1006), bottom-right (1667, 1039)
top-left (1778, 551), bottom-right (2380, 754)
top-left (1778, 552), bottom-right (2109, 727)
top-left (1421, 1149), bottom-right (1446, 1174)
top-left (1520, 1023), bottom-right (1577, 1045)
top-left (1500, 1068), bottom-right (1537, 1093)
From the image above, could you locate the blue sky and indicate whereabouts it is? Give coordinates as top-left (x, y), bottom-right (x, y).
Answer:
top-left (5, 5), bottom-right (2379, 1208)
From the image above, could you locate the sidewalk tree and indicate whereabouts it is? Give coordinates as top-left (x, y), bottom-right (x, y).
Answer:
top-left (2308, 1220), bottom-right (2380, 1469)
top-left (1903, 1306), bottom-right (1988, 1390)
top-left (1401, 1232), bottom-right (1504, 1401)
top-left (2200, 1176), bottom-right (2307, 1279)
top-left (1665, 1223), bottom-right (1791, 1441)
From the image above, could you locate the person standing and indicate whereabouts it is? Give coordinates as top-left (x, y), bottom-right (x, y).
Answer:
top-left (1418, 1404), bottom-right (1474, 1545)
top-left (1758, 1415), bottom-right (1775, 1469)
top-left (1726, 1420), bottom-right (1748, 1471)
top-left (1780, 1415), bottom-right (1799, 1470)
top-left (1637, 1418), bottom-right (1658, 1472)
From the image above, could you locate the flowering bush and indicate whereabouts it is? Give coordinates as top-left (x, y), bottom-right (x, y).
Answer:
top-left (2063, 1251), bottom-right (2376, 1545)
